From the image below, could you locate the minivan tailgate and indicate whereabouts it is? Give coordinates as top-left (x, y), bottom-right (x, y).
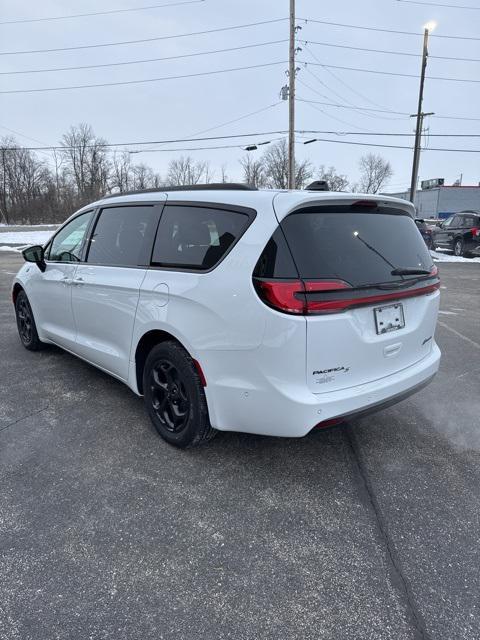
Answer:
top-left (307, 292), bottom-right (439, 393)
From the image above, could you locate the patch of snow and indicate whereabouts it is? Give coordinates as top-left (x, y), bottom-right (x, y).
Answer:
top-left (0, 246), bottom-right (23, 253)
top-left (0, 223), bottom-right (58, 228)
top-left (0, 230), bottom-right (54, 245)
top-left (431, 250), bottom-right (480, 263)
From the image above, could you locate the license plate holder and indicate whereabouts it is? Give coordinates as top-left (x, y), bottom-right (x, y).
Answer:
top-left (374, 303), bottom-right (405, 335)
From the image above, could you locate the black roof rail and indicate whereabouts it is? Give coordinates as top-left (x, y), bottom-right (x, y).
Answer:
top-left (305, 180), bottom-right (330, 192)
top-left (103, 183), bottom-right (258, 199)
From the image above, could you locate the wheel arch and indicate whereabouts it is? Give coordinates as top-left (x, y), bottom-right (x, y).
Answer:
top-left (135, 329), bottom-right (191, 395)
top-left (12, 282), bottom-right (24, 304)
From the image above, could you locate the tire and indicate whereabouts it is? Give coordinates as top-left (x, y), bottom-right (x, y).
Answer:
top-left (143, 341), bottom-right (216, 448)
top-left (453, 237), bottom-right (465, 257)
top-left (15, 290), bottom-right (44, 351)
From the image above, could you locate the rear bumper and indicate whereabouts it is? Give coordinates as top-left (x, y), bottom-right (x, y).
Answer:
top-left (206, 343), bottom-right (441, 438)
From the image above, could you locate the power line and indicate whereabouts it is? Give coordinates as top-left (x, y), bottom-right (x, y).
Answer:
top-left (299, 70), bottom-right (405, 122)
top-left (302, 44), bottom-right (401, 115)
top-left (0, 18), bottom-right (288, 56)
top-left (395, 0), bottom-right (480, 9)
top-left (301, 60), bottom-right (480, 84)
top-left (0, 1), bottom-right (205, 25)
top-left (299, 87), bottom-right (380, 132)
top-left (300, 17), bottom-right (480, 41)
top-left (301, 137), bottom-right (480, 153)
top-left (0, 61), bottom-right (287, 94)
top-left (298, 97), bottom-right (409, 116)
top-left (8, 129), bottom-right (480, 153)
top-left (4, 131), bottom-right (291, 151)
top-left (301, 39), bottom-right (480, 63)
top-left (127, 102), bottom-right (284, 154)
top-left (0, 40), bottom-right (287, 75)
top-left (297, 97), bottom-right (480, 122)
top-left (185, 102), bottom-right (284, 139)
top-left (130, 137), bottom-right (287, 154)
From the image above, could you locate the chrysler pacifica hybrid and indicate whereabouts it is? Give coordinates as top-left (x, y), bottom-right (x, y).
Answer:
top-left (13, 185), bottom-right (441, 447)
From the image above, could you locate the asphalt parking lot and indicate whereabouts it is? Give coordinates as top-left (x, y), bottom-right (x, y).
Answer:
top-left (1, 252), bottom-right (479, 640)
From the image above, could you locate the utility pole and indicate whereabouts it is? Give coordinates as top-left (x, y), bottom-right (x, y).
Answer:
top-left (409, 24), bottom-right (435, 204)
top-left (288, 0), bottom-right (296, 189)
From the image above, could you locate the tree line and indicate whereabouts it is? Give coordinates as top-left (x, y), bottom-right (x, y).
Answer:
top-left (0, 123), bottom-right (393, 225)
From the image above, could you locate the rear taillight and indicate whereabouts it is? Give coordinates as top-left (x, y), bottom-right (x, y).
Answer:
top-left (471, 227), bottom-right (480, 237)
top-left (253, 276), bottom-right (440, 315)
top-left (253, 280), bottom-right (304, 314)
top-left (253, 279), bottom-right (351, 315)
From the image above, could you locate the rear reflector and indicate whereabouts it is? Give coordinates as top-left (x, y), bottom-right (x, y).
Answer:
top-left (314, 417), bottom-right (345, 429)
top-left (193, 359), bottom-right (207, 387)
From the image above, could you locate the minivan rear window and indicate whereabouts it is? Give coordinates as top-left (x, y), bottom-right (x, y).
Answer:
top-left (280, 205), bottom-right (434, 288)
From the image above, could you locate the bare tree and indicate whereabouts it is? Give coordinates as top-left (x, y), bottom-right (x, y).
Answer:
top-left (0, 137), bottom-right (50, 224)
top-left (239, 154), bottom-right (266, 188)
top-left (111, 151), bottom-right (132, 193)
top-left (220, 163), bottom-right (229, 184)
top-left (166, 156), bottom-right (210, 186)
top-left (260, 139), bottom-right (313, 189)
top-left (61, 123), bottom-right (110, 200)
top-left (357, 154), bottom-right (393, 194)
top-left (317, 165), bottom-right (349, 192)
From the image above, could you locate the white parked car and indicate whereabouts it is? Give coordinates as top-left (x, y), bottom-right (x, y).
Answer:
top-left (12, 185), bottom-right (441, 448)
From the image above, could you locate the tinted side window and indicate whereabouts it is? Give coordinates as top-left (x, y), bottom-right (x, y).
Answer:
top-left (48, 211), bottom-right (93, 262)
top-left (253, 228), bottom-right (298, 278)
top-left (152, 205), bottom-right (250, 270)
top-left (87, 205), bottom-right (158, 267)
top-left (462, 216), bottom-right (475, 228)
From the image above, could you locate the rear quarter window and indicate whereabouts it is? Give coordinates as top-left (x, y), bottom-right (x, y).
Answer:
top-left (151, 204), bottom-right (253, 271)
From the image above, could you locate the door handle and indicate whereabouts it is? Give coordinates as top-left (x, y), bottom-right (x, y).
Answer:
top-left (71, 277), bottom-right (85, 286)
top-left (61, 276), bottom-right (73, 285)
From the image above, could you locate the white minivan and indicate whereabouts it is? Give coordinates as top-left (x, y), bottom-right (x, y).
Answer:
top-left (13, 185), bottom-right (441, 447)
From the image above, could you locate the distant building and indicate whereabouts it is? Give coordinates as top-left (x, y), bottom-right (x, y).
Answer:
top-left (385, 178), bottom-right (480, 219)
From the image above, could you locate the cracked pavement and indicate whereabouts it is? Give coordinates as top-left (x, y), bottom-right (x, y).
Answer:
top-left (1, 253), bottom-right (479, 640)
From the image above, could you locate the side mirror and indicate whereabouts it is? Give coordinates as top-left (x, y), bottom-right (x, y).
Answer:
top-left (22, 245), bottom-right (46, 272)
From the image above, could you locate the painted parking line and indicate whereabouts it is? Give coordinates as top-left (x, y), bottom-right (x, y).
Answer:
top-left (438, 321), bottom-right (480, 351)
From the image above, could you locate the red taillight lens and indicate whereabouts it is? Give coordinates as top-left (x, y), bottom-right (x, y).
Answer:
top-left (254, 276), bottom-right (440, 315)
top-left (254, 280), bottom-right (305, 314)
top-left (471, 227), bottom-right (480, 237)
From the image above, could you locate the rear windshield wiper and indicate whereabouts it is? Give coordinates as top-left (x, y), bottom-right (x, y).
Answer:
top-left (391, 267), bottom-right (432, 276)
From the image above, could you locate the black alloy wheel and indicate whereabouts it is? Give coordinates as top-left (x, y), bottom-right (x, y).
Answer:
top-left (15, 290), bottom-right (43, 351)
top-left (150, 359), bottom-right (190, 433)
top-left (143, 341), bottom-right (216, 448)
top-left (454, 238), bottom-right (465, 257)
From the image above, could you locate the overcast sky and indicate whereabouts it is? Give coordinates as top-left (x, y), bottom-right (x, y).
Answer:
top-left (1, 0), bottom-right (479, 191)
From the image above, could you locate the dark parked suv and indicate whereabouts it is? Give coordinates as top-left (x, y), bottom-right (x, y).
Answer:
top-left (432, 211), bottom-right (480, 257)
top-left (415, 218), bottom-right (434, 250)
